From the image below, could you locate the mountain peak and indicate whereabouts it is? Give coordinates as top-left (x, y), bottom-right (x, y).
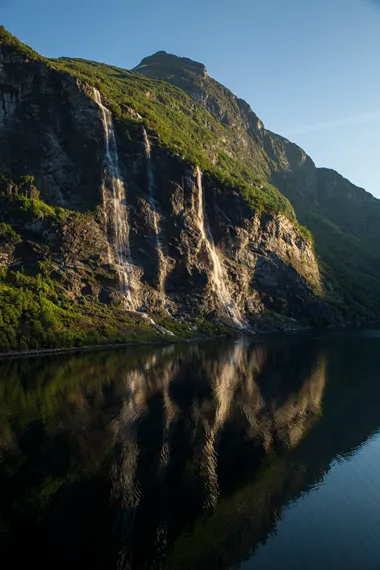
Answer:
top-left (133, 50), bottom-right (207, 80)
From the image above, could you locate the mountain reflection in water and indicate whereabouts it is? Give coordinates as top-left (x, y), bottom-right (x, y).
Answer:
top-left (1, 333), bottom-right (380, 570)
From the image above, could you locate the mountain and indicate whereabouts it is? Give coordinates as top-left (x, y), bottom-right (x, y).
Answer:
top-left (135, 51), bottom-right (380, 321)
top-left (0, 27), bottom-right (377, 351)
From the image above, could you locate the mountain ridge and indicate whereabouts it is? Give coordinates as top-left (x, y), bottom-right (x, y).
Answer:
top-left (133, 51), bottom-right (379, 198)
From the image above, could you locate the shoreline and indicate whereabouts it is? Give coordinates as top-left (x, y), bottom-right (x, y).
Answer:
top-left (1, 321), bottom-right (366, 361)
top-left (0, 340), bottom-right (184, 361)
top-left (0, 334), bottom-right (226, 361)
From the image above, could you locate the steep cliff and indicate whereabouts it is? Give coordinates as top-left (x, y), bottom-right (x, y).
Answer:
top-left (0, 28), bottom-right (334, 351)
top-left (5, 28), bottom-right (380, 349)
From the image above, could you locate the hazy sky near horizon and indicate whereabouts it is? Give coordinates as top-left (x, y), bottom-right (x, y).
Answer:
top-left (1, 0), bottom-right (380, 195)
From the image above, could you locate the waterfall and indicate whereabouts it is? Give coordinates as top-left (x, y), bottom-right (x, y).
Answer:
top-left (93, 88), bottom-right (135, 309)
top-left (93, 90), bottom-right (174, 335)
top-left (195, 167), bottom-right (245, 328)
top-left (142, 127), bottom-right (165, 297)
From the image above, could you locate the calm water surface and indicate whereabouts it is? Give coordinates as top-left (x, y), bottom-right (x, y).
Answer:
top-left (1, 332), bottom-right (380, 569)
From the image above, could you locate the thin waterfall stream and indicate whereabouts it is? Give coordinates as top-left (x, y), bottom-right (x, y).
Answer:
top-left (93, 88), bottom-right (135, 309)
top-left (142, 127), bottom-right (165, 298)
top-left (196, 167), bottom-right (245, 328)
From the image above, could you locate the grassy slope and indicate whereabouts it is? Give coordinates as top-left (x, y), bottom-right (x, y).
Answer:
top-left (0, 184), bottom-right (161, 351)
top-left (50, 57), bottom-right (294, 218)
top-left (300, 206), bottom-right (380, 322)
top-left (0, 25), bottom-right (46, 61)
top-left (275, 162), bottom-right (380, 321)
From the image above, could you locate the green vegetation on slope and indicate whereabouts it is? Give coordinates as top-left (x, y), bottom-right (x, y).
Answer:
top-left (47, 55), bottom-right (293, 218)
top-left (0, 267), bottom-right (163, 352)
top-left (263, 128), bottom-right (380, 322)
top-left (131, 51), bottom-right (296, 217)
top-left (301, 211), bottom-right (380, 322)
top-left (275, 165), bottom-right (380, 321)
top-left (0, 177), bottom-right (163, 352)
top-left (0, 26), bottom-right (46, 62)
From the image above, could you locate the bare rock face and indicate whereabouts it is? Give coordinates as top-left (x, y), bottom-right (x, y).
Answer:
top-left (0, 44), bottom-right (104, 210)
top-left (117, 147), bottom-right (324, 324)
top-left (0, 41), bottom-right (330, 330)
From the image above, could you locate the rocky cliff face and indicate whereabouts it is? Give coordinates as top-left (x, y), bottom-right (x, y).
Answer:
top-left (135, 51), bottom-right (380, 323)
top-left (0, 31), bottom-right (330, 350)
top-left (0, 45), bottom-right (104, 210)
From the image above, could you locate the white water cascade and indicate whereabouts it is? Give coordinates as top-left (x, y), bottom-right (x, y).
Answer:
top-left (93, 90), bottom-right (174, 335)
top-left (93, 88), bottom-right (135, 308)
top-left (142, 127), bottom-right (165, 297)
top-left (195, 167), bottom-right (245, 328)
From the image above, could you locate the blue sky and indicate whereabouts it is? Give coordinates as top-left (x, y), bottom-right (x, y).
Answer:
top-left (1, 0), bottom-right (380, 195)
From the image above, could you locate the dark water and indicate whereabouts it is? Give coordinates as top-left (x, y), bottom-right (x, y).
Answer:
top-left (1, 332), bottom-right (380, 570)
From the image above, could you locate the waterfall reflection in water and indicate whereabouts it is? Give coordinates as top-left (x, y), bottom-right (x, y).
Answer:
top-left (1, 333), bottom-right (380, 570)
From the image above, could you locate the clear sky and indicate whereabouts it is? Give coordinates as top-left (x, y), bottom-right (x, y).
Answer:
top-left (1, 0), bottom-right (380, 195)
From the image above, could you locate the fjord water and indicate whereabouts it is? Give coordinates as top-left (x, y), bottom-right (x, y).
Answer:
top-left (1, 333), bottom-right (380, 569)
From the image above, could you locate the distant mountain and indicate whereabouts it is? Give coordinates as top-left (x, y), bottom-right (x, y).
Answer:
top-left (0, 28), bottom-right (377, 351)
